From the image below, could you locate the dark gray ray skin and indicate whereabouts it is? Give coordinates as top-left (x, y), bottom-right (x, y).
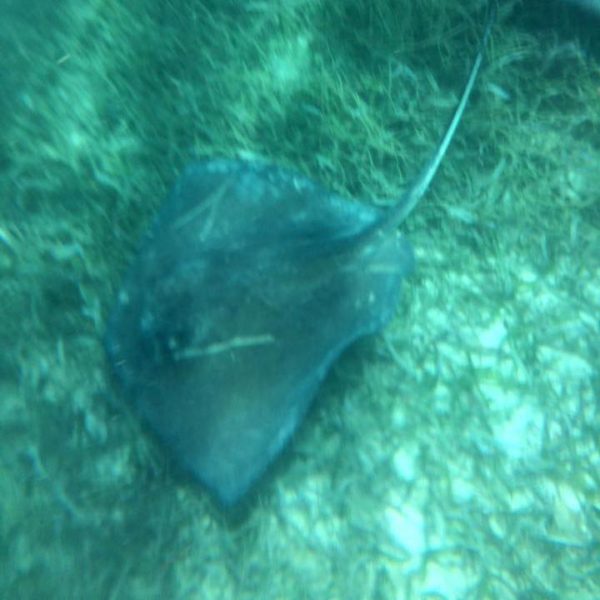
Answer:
top-left (105, 7), bottom-right (495, 506)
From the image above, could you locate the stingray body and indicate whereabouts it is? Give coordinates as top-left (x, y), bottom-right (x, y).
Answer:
top-left (105, 8), bottom-right (494, 506)
top-left (106, 162), bottom-right (412, 505)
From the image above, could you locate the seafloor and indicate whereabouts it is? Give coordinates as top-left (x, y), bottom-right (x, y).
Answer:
top-left (1, 0), bottom-right (598, 598)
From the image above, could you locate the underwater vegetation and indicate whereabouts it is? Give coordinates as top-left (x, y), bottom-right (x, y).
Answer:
top-left (0, 0), bottom-right (598, 598)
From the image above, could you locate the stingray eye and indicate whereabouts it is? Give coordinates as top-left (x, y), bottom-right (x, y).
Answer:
top-left (162, 328), bottom-right (193, 362)
top-left (138, 306), bottom-right (192, 366)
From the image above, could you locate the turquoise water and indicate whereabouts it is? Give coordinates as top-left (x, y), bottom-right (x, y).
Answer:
top-left (1, 1), bottom-right (598, 598)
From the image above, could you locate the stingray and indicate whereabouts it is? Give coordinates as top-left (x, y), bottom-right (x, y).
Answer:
top-left (105, 9), bottom-right (494, 506)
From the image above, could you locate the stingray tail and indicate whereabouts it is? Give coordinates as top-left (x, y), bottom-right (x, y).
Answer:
top-left (387, 0), bottom-right (497, 230)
